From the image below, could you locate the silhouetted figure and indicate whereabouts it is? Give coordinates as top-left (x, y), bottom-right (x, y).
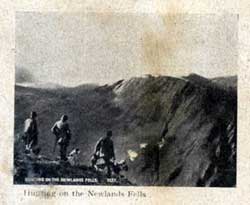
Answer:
top-left (92, 130), bottom-right (115, 177)
top-left (23, 111), bottom-right (39, 151)
top-left (51, 115), bottom-right (71, 161)
top-left (141, 123), bottom-right (169, 181)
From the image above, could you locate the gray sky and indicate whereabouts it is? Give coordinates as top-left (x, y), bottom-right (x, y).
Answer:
top-left (16, 12), bottom-right (238, 86)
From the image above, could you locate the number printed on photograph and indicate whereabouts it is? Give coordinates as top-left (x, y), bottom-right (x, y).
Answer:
top-left (14, 12), bottom-right (237, 187)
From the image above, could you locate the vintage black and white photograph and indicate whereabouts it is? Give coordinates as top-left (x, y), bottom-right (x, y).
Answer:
top-left (14, 12), bottom-right (237, 187)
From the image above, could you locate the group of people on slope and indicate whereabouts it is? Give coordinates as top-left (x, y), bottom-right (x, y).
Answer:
top-left (22, 111), bottom-right (117, 177)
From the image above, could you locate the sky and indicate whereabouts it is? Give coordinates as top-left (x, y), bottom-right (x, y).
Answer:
top-left (16, 12), bottom-right (238, 86)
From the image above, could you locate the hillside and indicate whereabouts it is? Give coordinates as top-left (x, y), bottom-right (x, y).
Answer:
top-left (14, 74), bottom-right (237, 187)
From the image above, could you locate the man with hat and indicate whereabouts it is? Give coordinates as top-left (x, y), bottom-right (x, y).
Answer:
top-left (23, 111), bottom-right (39, 152)
top-left (92, 130), bottom-right (115, 177)
top-left (51, 115), bottom-right (71, 161)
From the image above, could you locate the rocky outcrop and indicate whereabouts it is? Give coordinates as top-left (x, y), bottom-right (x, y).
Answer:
top-left (14, 74), bottom-right (237, 186)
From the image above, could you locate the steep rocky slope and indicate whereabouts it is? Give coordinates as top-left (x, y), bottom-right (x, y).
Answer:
top-left (14, 74), bottom-right (237, 187)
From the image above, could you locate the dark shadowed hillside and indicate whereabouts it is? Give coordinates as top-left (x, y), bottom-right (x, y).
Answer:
top-left (14, 74), bottom-right (237, 187)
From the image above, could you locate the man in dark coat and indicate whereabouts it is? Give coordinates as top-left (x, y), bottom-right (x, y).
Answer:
top-left (92, 130), bottom-right (115, 177)
top-left (51, 115), bottom-right (71, 161)
top-left (23, 111), bottom-right (39, 151)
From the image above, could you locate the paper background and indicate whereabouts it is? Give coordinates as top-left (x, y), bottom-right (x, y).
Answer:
top-left (0, 0), bottom-right (249, 204)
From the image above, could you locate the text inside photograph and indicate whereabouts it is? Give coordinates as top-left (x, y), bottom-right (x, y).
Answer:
top-left (14, 12), bottom-right (237, 187)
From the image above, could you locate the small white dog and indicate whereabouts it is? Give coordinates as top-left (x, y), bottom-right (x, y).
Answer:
top-left (68, 148), bottom-right (81, 166)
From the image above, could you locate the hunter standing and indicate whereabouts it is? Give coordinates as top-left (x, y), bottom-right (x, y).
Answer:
top-left (23, 111), bottom-right (39, 151)
top-left (51, 115), bottom-right (71, 161)
top-left (92, 130), bottom-right (115, 177)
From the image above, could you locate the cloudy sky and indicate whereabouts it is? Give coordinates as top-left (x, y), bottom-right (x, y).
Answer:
top-left (16, 12), bottom-right (238, 86)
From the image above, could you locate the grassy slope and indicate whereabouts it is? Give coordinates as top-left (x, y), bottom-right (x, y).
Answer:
top-left (14, 75), bottom-right (237, 186)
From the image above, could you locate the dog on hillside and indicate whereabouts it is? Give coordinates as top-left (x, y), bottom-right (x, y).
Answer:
top-left (91, 155), bottom-right (128, 176)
